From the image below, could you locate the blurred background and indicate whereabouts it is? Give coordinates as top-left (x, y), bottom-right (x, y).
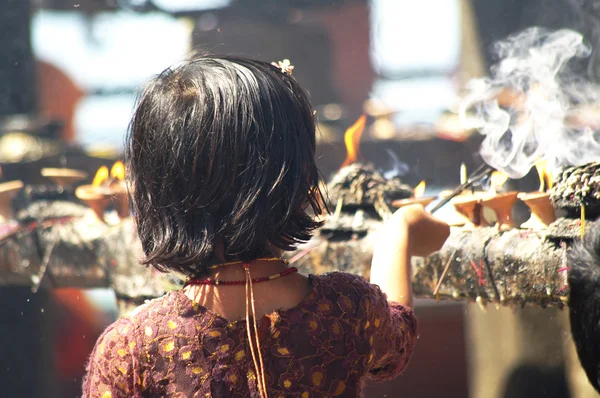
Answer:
top-left (2, 0), bottom-right (600, 397)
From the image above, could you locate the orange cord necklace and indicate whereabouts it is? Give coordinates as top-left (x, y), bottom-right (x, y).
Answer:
top-left (186, 257), bottom-right (288, 398)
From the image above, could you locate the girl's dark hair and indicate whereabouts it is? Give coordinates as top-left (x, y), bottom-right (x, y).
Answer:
top-left (568, 220), bottom-right (600, 393)
top-left (126, 55), bottom-right (327, 277)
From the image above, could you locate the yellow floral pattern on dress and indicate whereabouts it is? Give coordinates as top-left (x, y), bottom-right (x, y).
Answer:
top-left (82, 272), bottom-right (417, 397)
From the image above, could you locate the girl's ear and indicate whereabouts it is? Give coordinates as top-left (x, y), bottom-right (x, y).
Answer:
top-left (266, 243), bottom-right (284, 257)
top-left (212, 239), bottom-right (227, 263)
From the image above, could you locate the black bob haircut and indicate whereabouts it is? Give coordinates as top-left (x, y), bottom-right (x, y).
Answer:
top-left (126, 55), bottom-right (327, 277)
top-left (568, 219), bottom-right (600, 393)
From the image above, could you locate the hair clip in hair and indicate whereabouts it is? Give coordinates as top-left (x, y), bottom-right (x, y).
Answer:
top-left (271, 59), bottom-right (294, 75)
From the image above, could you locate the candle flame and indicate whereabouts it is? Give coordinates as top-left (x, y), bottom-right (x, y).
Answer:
top-left (414, 180), bottom-right (426, 198)
top-left (460, 163), bottom-right (467, 185)
top-left (534, 159), bottom-right (553, 192)
top-left (490, 171), bottom-right (508, 192)
top-left (110, 161), bottom-right (126, 181)
top-left (92, 166), bottom-right (109, 187)
top-left (341, 114), bottom-right (367, 168)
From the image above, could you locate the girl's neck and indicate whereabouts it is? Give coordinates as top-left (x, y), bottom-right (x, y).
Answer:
top-left (205, 258), bottom-right (288, 278)
top-left (182, 258), bottom-right (309, 322)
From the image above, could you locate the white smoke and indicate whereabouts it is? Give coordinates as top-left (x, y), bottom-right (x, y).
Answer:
top-left (460, 27), bottom-right (600, 179)
top-left (382, 149), bottom-right (409, 179)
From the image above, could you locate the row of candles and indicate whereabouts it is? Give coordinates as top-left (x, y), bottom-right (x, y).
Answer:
top-left (391, 161), bottom-right (556, 231)
top-left (0, 162), bottom-right (129, 227)
top-left (0, 156), bottom-right (566, 233)
top-left (337, 115), bottom-right (558, 232)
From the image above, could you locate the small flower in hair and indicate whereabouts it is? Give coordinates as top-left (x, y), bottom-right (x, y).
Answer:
top-left (271, 59), bottom-right (294, 75)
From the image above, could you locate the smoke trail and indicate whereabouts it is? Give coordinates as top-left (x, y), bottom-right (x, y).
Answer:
top-left (460, 27), bottom-right (600, 179)
top-left (382, 149), bottom-right (410, 179)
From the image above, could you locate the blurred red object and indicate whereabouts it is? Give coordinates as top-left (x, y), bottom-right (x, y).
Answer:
top-left (52, 289), bottom-right (110, 383)
top-left (37, 60), bottom-right (84, 142)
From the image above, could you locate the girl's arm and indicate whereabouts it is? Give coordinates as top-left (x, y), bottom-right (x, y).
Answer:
top-left (370, 204), bottom-right (450, 308)
top-left (370, 220), bottom-right (413, 307)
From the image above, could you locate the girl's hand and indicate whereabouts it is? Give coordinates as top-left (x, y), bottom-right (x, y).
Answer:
top-left (386, 204), bottom-right (450, 257)
top-left (371, 204), bottom-right (450, 307)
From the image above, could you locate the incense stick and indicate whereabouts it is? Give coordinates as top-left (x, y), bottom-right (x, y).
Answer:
top-left (333, 197), bottom-right (343, 220)
top-left (433, 249), bottom-right (457, 299)
top-left (429, 164), bottom-right (494, 214)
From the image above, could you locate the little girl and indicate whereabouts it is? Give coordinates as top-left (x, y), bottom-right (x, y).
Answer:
top-left (82, 55), bottom-right (450, 397)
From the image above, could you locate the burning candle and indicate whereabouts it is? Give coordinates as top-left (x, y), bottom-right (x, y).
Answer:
top-left (480, 171), bottom-right (518, 230)
top-left (110, 161), bottom-right (125, 181)
top-left (75, 163), bottom-right (130, 222)
top-left (109, 161), bottom-right (129, 219)
top-left (392, 180), bottom-right (435, 209)
top-left (92, 166), bottom-right (109, 187)
top-left (436, 164), bottom-right (486, 227)
top-left (489, 171), bottom-right (509, 196)
top-left (76, 166), bottom-right (111, 220)
top-left (451, 195), bottom-right (485, 230)
top-left (534, 159), bottom-right (553, 192)
top-left (518, 192), bottom-right (556, 229)
top-left (414, 180), bottom-right (426, 198)
top-left (518, 159), bottom-right (556, 229)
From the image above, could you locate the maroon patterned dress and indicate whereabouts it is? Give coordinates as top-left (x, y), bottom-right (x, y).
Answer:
top-left (82, 272), bottom-right (417, 397)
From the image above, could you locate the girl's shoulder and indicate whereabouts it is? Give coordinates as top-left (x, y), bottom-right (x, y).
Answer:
top-left (311, 272), bottom-right (388, 311)
top-left (126, 292), bottom-right (177, 322)
top-left (314, 271), bottom-right (380, 295)
top-left (100, 292), bottom-right (182, 340)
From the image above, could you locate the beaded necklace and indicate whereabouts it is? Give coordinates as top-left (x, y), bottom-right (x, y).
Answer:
top-left (184, 267), bottom-right (297, 286)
